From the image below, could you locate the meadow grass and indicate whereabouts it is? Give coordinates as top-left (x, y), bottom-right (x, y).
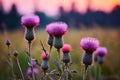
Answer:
top-left (0, 28), bottom-right (120, 80)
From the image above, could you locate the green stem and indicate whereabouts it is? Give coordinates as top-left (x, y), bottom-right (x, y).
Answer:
top-left (83, 69), bottom-right (87, 80)
top-left (65, 65), bottom-right (68, 80)
top-left (57, 49), bottom-right (61, 61)
top-left (94, 64), bottom-right (97, 80)
top-left (8, 46), bottom-right (15, 80)
top-left (83, 65), bottom-right (89, 80)
top-left (16, 58), bottom-right (25, 80)
top-left (58, 72), bottom-right (64, 80)
top-left (98, 65), bottom-right (101, 80)
top-left (28, 42), bottom-right (35, 80)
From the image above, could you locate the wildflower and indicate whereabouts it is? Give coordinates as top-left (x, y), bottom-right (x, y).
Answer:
top-left (62, 44), bottom-right (72, 64)
top-left (47, 22), bottom-right (67, 37)
top-left (21, 14), bottom-right (40, 42)
top-left (46, 23), bottom-right (54, 51)
top-left (95, 47), bottom-right (107, 57)
top-left (32, 59), bottom-right (37, 67)
top-left (21, 14), bottom-right (40, 28)
top-left (41, 53), bottom-right (49, 73)
top-left (5, 39), bottom-right (11, 47)
top-left (80, 37), bottom-right (99, 53)
top-left (80, 37), bottom-right (99, 70)
top-left (62, 44), bottom-right (71, 53)
top-left (46, 22), bottom-right (68, 50)
top-left (27, 68), bottom-right (39, 77)
top-left (41, 53), bottom-right (49, 60)
top-left (13, 50), bottom-right (18, 57)
top-left (95, 47), bottom-right (108, 64)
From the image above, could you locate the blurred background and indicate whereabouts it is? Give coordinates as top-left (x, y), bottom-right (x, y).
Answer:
top-left (0, 0), bottom-right (120, 80)
top-left (0, 0), bottom-right (120, 30)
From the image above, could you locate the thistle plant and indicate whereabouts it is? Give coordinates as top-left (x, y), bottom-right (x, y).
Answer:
top-left (46, 23), bottom-right (54, 52)
top-left (13, 50), bottom-right (25, 80)
top-left (46, 22), bottom-right (68, 60)
top-left (80, 37), bottom-right (99, 80)
top-left (2, 14), bottom-right (110, 80)
top-left (62, 44), bottom-right (72, 65)
top-left (21, 14), bottom-right (40, 80)
top-left (27, 67), bottom-right (39, 78)
top-left (94, 47), bottom-right (108, 80)
top-left (5, 39), bottom-right (16, 80)
top-left (61, 44), bottom-right (72, 80)
top-left (41, 53), bottom-right (49, 78)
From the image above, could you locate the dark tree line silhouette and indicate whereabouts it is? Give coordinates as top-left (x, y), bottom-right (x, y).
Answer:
top-left (0, 4), bottom-right (120, 31)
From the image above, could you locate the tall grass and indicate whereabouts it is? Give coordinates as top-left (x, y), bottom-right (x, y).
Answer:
top-left (0, 28), bottom-right (120, 80)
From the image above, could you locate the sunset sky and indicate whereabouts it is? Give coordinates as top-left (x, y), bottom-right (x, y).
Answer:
top-left (1, 0), bottom-right (120, 16)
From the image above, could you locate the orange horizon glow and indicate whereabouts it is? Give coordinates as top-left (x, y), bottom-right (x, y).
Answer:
top-left (1, 0), bottom-right (120, 16)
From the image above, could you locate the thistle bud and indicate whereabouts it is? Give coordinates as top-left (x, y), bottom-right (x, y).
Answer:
top-left (62, 44), bottom-right (72, 64)
top-left (41, 53), bottom-right (49, 72)
top-left (13, 50), bottom-right (18, 57)
top-left (5, 39), bottom-right (11, 46)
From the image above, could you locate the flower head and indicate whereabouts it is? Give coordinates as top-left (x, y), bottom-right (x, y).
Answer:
top-left (32, 59), bottom-right (37, 67)
top-left (46, 22), bottom-right (68, 36)
top-left (5, 39), bottom-right (11, 46)
top-left (27, 68), bottom-right (39, 77)
top-left (41, 53), bottom-right (49, 60)
top-left (21, 14), bottom-right (40, 28)
top-left (95, 47), bottom-right (107, 57)
top-left (62, 44), bottom-right (72, 53)
top-left (80, 37), bottom-right (99, 52)
top-left (13, 50), bottom-right (18, 57)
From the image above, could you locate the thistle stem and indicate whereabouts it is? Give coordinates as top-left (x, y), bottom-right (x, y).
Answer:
top-left (8, 46), bottom-right (15, 80)
top-left (98, 65), bottom-right (101, 80)
top-left (58, 72), bottom-right (64, 80)
top-left (83, 65), bottom-right (88, 80)
top-left (65, 65), bottom-right (68, 80)
top-left (49, 46), bottom-right (52, 53)
top-left (83, 69), bottom-right (87, 80)
top-left (16, 58), bottom-right (25, 80)
top-left (28, 42), bottom-right (35, 80)
top-left (57, 49), bottom-right (61, 62)
top-left (94, 64), bottom-right (98, 80)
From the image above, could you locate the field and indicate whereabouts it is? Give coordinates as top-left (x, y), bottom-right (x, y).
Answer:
top-left (0, 28), bottom-right (120, 80)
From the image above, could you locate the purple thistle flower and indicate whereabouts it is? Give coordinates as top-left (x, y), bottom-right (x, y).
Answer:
top-left (32, 59), bottom-right (37, 67)
top-left (21, 14), bottom-right (40, 42)
top-left (21, 14), bottom-right (40, 28)
top-left (27, 68), bottom-right (39, 77)
top-left (80, 37), bottom-right (99, 53)
top-left (46, 22), bottom-right (68, 36)
top-left (95, 47), bottom-right (107, 57)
